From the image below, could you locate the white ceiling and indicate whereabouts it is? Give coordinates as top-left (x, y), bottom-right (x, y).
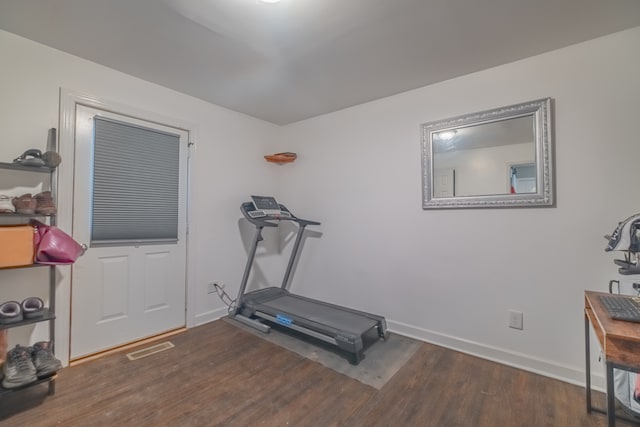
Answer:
top-left (1, 0), bottom-right (639, 125)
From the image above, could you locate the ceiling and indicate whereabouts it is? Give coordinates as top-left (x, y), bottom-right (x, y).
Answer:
top-left (1, 0), bottom-right (639, 125)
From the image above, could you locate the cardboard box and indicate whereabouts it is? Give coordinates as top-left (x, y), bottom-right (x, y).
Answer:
top-left (0, 225), bottom-right (34, 268)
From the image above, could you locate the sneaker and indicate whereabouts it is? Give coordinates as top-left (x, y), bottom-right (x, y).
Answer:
top-left (31, 342), bottom-right (62, 378)
top-left (0, 195), bottom-right (14, 213)
top-left (2, 345), bottom-right (37, 389)
top-left (12, 194), bottom-right (37, 214)
top-left (0, 301), bottom-right (23, 324)
top-left (34, 191), bottom-right (56, 215)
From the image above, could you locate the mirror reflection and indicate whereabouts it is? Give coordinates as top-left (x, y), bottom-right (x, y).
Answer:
top-left (432, 115), bottom-right (535, 197)
top-left (421, 98), bottom-right (554, 209)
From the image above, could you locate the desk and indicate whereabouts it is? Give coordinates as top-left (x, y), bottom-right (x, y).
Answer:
top-left (585, 290), bottom-right (640, 426)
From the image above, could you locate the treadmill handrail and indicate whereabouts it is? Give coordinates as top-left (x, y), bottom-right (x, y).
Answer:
top-left (297, 218), bottom-right (321, 227)
top-left (236, 200), bottom-right (321, 312)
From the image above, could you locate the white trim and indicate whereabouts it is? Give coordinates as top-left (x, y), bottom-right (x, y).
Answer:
top-left (57, 88), bottom-right (199, 365)
top-left (387, 319), bottom-right (606, 392)
top-left (194, 307), bottom-right (230, 326)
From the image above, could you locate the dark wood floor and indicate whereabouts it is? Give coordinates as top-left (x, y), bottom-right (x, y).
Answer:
top-left (0, 320), bottom-right (633, 426)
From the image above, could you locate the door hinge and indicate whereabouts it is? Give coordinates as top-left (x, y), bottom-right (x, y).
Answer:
top-left (187, 141), bottom-right (195, 160)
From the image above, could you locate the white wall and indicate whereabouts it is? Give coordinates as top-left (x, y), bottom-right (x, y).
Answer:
top-left (0, 29), bottom-right (280, 364)
top-left (273, 27), bottom-right (640, 388)
top-left (2, 24), bottom-right (639, 389)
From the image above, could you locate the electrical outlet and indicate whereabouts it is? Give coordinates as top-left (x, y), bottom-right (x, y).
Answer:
top-left (207, 282), bottom-right (218, 294)
top-left (508, 309), bottom-right (524, 330)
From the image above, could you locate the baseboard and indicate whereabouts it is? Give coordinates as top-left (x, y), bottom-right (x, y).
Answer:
top-left (193, 306), bottom-right (229, 326)
top-left (387, 319), bottom-right (606, 392)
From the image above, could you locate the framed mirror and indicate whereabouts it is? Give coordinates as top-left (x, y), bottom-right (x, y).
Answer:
top-left (421, 98), bottom-right (554, 209)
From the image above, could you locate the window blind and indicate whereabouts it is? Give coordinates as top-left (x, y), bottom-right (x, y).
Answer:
top-left (91, 116), bottom-right (180, 245)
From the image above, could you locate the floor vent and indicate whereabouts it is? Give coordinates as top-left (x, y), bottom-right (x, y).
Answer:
top-left (126, 341), bottom-right (174, 361)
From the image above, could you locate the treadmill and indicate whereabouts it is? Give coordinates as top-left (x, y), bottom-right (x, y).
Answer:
top-left (232, 196), bottom-right (388, 365)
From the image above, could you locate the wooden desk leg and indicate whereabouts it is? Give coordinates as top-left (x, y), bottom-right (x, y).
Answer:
top-left (585, 313), bottom-right (592, 413)
top-left (606, 361), bottom-right (616, 427)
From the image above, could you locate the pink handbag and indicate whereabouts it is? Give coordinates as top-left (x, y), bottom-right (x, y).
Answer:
top-left (31, 220), bottom-right (86, 265)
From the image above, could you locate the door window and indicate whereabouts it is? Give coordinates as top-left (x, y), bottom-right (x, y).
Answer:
top-left (91, 117), bottom-right (180, 246)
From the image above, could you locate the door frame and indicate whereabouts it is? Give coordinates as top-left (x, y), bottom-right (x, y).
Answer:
top-left (57, 88), bottom-right (198, 366)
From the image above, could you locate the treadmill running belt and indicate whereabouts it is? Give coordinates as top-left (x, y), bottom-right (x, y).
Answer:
top-left (264, 295), bottom-right (378, 333)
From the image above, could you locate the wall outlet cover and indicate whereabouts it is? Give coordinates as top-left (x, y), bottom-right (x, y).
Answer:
top-left (508, 309), bottom-right (524, 330)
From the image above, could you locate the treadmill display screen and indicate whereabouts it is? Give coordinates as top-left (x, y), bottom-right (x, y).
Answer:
top-left (251, 195), bottom-right (279, 211)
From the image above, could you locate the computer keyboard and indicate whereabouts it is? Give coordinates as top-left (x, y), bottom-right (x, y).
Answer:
top-left (600, 294), bottom-right (640, 323)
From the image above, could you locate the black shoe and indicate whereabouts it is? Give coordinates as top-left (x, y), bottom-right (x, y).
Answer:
top-left (2, 345), bottom-right (37, 389)
top-left (31, 342), bottom-right (62, 378)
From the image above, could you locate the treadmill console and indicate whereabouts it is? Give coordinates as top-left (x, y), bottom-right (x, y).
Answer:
top-left (251, 195), bottom-right (280, 213)
top-left (243, 196), bottom-right (292, 223)
top-left (241, 196), bottom-right (320, 227)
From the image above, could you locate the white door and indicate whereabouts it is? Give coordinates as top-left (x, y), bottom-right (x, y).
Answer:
top-left (70, 105), bottom-right (188, 360)
top-left (433, 168), bottom-right (455, 197)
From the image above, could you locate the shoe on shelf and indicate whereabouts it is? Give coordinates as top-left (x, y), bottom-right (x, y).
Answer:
top-left (21, 297), bottom-right (44, 319)
top-left (0, 301), bottom-right (23, 324)
top-left (34, 191), bottom-right (56, 215)
top-left (0, 195), bottom-right (14, 213)
top-left (2, 345), bottom-right (37, 389)
top-left (12, 193), bottom-right (37, 214)
top-left (31, 341), bottom-right (62, 378)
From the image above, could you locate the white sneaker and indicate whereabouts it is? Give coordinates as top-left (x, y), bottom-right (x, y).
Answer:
top-left (0, 195), bottom-right (14, 213)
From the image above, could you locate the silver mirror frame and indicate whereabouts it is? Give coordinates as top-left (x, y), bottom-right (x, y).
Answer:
top-left (421, 98), bottom-right (554, 209)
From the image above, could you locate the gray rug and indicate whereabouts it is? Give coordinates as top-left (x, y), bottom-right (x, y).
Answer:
top-left (223, 316), bottom-right (421, 389)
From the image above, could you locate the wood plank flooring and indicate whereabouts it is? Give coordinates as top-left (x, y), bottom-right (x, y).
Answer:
top-left (0, 320), bottom-right (634, 426)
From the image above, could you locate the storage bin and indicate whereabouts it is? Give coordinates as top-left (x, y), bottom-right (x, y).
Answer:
top-left (0, 225), bottom-right (34, 268)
